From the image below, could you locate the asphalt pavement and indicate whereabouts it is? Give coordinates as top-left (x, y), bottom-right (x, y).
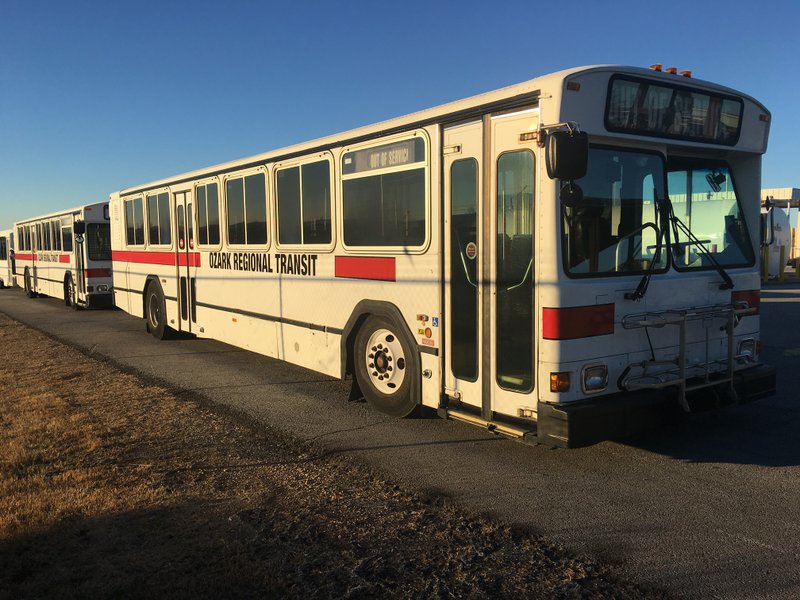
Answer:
top-left (2, 280), bottom-right (799, 599)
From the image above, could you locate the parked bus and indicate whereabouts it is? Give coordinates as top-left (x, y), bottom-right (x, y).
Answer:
top-left (0, 229), bottom-right (13, 288)
top-left (14, 202), bottom-right (113, 308)
top-left (761, 202), bottom-right (792, 277)
top-left (110, 64), bottom-right (775, 447)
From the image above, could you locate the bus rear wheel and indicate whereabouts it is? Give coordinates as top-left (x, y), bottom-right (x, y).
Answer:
top-left (145, 281), bottom-right (172, 340)
top-left (354, 316), bottom-right (419, 418)
top-left (24, 268), bottom-right (37, 298)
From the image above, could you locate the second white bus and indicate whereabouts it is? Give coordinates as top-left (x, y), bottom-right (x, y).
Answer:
top-left (14, 202), bottom-right (113, 308)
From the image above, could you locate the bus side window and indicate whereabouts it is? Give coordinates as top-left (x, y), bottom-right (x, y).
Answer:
top-left (62, 218), bottom-right (73, 252)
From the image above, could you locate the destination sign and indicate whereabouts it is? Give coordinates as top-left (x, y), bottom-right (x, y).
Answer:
top-left (343, 138), bottom-right (425, 175)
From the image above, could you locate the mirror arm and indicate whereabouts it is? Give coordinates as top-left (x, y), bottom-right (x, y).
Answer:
top-left (535, 121), bottom-right (582, 147)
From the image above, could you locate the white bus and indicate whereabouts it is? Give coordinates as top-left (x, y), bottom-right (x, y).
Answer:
top-left (0, 229), bottom-right (13, 288)
top-left (14, 202), bottom-right (113, 308)
top-left (110, 65), bottom-right (775, 447)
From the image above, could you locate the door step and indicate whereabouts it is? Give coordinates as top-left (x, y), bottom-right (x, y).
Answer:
top-left (438, 407), bottom-right (538, 444)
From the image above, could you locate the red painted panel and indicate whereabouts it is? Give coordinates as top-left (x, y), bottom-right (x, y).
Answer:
top-left (112, 250), bottom-right (200, 267)
top-left (178, 252), bottom-right (201, 267)
top-left (112, 250), bottom-right (175, 265)
top-left (14, 253), bottom-right (34, 261)
top-left (335, 256), bottom-right (396, 281)
top-left (85, 268), bottom-right (112, 278)
top-left (732, 289), bottom-right (760, 315)
top-left (59, 254), bottom-right (71, 263)
top-left (542, 304), bottom-right (615, 340)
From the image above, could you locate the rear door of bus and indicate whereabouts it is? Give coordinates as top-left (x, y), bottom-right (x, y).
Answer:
top-left (174, 191), bottom-right (198, 333)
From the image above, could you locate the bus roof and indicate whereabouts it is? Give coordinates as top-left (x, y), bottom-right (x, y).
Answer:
top-left (117, 65), bottom-right (770, 197)
top-left (13, 201), bottom-right (108, 227)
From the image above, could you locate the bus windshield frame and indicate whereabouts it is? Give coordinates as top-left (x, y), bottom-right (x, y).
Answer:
top-left (561, 145), bottom-right (668, 278)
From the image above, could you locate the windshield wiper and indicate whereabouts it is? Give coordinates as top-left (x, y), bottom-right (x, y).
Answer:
top-left (666, 199), bottom-right (734, 290)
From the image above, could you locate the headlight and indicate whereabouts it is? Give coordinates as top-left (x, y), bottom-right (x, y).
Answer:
top-left (738, 338), bottom-right (756, 361)
top-left (582, 364), bottom-right (608, 393)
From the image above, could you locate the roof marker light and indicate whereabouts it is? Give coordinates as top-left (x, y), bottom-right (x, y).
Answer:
top-left (566, 81), bottom-right (581, 91)
top-left (665, 66), bottom-right (678, 74)
top-left (650, 64), bottom-right (663, 71)
top-left (680, 70), bottom-right (692, 78)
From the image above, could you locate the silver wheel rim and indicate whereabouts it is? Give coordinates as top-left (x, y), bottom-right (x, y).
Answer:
top-left (148, 293), bottom-right (161, 328)
top-left (364, 328), bottom-right (406, 394)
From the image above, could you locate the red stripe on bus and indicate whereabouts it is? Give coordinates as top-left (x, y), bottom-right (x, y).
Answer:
top-left (85, 268), bottom-right (112, 278)
top-left (112, 250), bottom-right (200, 267)
top-left (59, 255), bottom-right (71, 263)
top-left (732, 289), bottom-right (760, 315)
top-left (178, 252), bottom-right (201, 267)
top-left (335, 256), bottom-right (396, 281)
top-left (15, 253), bottom-right (34, 261)
top-left (542, 304), bottom-right (615, 340)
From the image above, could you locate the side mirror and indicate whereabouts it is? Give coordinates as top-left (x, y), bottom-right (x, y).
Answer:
top-left (546, 131), bottom-right (588, 181)
top-left (73, 221), bottom-right (86, 235)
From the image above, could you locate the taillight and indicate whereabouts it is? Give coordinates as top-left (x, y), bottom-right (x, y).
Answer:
top-left (732, 290), bottom-right (760, 315)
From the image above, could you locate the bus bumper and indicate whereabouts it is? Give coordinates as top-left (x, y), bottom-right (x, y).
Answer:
top-left (536, 363), bottom-right (777, 448)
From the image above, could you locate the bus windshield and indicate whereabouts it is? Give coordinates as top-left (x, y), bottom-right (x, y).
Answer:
top-left (562, 147), bottom-right (667, 276)
top-left (87, 223), bottom-right (111, 261)
top-left (666, 160), bottom-right (754, 270)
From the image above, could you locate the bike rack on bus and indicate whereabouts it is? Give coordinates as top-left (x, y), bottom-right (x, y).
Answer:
top-left (619, 302), bottom-right (757, 411)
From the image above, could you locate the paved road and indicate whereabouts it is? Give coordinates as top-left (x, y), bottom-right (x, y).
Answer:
top-left (2, 282), bottom-right (799, 599)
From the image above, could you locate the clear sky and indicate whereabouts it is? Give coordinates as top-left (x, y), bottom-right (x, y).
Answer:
top-left (1, 0), bottom-right (798, 229)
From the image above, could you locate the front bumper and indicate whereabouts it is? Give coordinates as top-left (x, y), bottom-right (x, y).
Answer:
top-left (536, 363), bottom-right (776, 448)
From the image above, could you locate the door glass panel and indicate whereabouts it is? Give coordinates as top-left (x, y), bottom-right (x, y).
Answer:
top-left (496, 150), bottom-right (534, 392)
top-left (450, 159), bottom-right (479, 381)
top-left (177, 204), bottom-right (185, 250)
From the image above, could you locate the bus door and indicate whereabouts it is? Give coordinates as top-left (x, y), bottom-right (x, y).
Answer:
top-left (32, 224), bottom-right (40, 290)
top-left (174, 191), bottom-right (197, 333)
top-left (443, 109), bottom-right (539, 420)
top-left (74, 218), bottom-right (87, 300)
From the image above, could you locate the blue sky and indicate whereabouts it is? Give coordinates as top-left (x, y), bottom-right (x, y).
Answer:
top-left (1, 0), bottom-right (798, 229)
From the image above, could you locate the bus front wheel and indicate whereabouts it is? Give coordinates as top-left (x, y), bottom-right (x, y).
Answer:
top-left (64, 275), bottom-right (79, 309)
top-left (354, 316), bottom-right (419, 418)
top-left (145, 281), bottom-right (172, 340)
top-left (24, 268), bottom-right (37, 298)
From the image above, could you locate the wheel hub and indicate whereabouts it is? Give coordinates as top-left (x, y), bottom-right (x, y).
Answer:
top-left (365, 328), bottom-right (406, 393)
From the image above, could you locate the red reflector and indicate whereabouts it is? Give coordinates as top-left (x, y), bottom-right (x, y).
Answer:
top-left (542, 304), bottom-right (614, 340)
top-left (732, 290), bottom-right (760, 315)
top-left (566, 81), bottom-right (581, 91)
top-left (85, 268), bottom-right (111, 278)
top-left (759, 114), bottom-right (770, 122)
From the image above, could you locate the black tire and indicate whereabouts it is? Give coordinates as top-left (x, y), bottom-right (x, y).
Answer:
top-left (353, 315), bottom-right (419, 418)
top-left (64, 275), bottom-right (79, 310)
top-left (24, 268), bottom-right (37, 298)
top-left (145, 280), bottom-right (172, 340)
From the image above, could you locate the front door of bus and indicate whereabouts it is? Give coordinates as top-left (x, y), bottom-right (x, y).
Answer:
top-left (444, 110), bottom-right (539, 420)
top-left (174, 191), bottom-right (197, 333)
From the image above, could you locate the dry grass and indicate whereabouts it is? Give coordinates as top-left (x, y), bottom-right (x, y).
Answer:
top-left (0, 315), bottom-right (667, 599)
